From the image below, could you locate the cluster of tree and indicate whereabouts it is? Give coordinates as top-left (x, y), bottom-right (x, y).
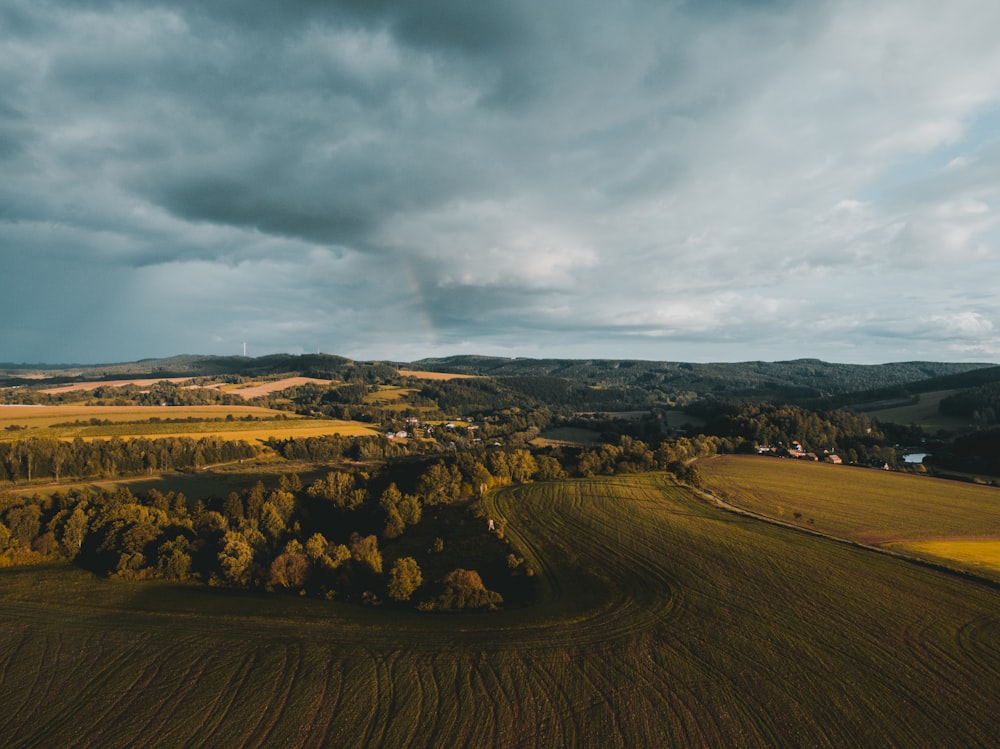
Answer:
top-left (701, 402), bottom-right (898, 464)
top-left (926, 429), bottom-right (1000, 479)
top-left (939, 382), bottom-right (1000, 427)
top-left (0, 436), bottom-right (259, 484)
top-left (0, 466), bottom-right (514, 610)
top-left (88, 382), bottom-right (247, 407)
top-left (267, 434), bottom-right (427, 462)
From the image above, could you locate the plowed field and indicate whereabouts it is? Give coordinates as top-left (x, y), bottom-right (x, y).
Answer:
top-left (1, 473), bottom-right (998, 747)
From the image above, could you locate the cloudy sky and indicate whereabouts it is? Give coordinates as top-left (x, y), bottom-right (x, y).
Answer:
top-left (2, 0), bottom-right (999, 365)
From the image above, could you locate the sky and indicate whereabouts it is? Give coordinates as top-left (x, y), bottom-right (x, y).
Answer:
top-left (2, 0), bottom-right (1000, 366)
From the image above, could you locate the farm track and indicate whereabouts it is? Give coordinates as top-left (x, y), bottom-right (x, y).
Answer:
top-left (1, 473), bottom-right (999, 746)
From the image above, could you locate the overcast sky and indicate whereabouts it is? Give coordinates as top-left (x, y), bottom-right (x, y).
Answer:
top-left (2, 0), bottom-right (999, 365)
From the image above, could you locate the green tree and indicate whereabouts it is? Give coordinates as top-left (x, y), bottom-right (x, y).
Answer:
top-left (156, 536), bottom-right (192, 579)
top-left (218, 530), bottom-right (255, 586)
top-left (388, 557), bottom-right (423, 602)
top-left (349, 533), bottom-right (382, 574)
top-left (438, 568), bottom-right (503, 610)
top-left (59, 506), bottom-right (89, 558)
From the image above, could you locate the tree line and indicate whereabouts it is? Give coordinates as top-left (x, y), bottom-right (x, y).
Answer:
top-left (0, 436), bottom-right (259, 484)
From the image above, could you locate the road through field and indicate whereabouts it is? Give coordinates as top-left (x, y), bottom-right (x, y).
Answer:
top-left (0, 474), bottom-right (998, 746)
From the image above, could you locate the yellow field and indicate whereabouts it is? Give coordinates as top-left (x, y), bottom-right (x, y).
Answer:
top-left (0, 404), bottom-right (378, 441)
top-left (889, 540), bottom-right (1000, 573)
top-left (397, 369), bottom-right (478, 380)
top-left (364, 386), bottom-right (416, 402)
top-left (225, 377), bottom-right (334, 398)
top-left (39, 377), bottom-right (193, 394)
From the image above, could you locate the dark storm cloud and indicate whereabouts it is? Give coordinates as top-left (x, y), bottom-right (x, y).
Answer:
top-left (2, 0), bottom-right (1000, 363)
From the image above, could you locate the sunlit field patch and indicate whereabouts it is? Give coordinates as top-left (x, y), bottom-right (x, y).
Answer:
top-left (397, 370), bottom-right (479, 380)
top-left (0, 404), bottom-right (377, 441)
top-left (224, 376), bottom-right (335, 398)
top-left (889, 540), bottom-right (1000, 573)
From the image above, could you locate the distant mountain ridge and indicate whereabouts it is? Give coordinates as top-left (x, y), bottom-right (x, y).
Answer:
top-left (1, 353), bottom-right (995, 405)
top-left (408, 356), bottom-right (994, 401)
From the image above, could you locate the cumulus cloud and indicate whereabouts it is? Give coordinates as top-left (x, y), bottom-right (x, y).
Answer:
top-left (1, 0), bottom-right (999, 363)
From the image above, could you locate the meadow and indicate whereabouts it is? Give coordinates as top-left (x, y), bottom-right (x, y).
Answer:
top-left (1, 473), bottom-right (998, 746)
top-left (851, 388), bottom-right (971, 432)
top-left (0, 404), bottom-right (378, 442)
top-left (696, 453), bottom-right (1000, 577)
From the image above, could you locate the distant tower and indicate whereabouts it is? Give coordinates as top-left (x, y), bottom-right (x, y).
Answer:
top-left (243, 342), bottom-right (247, 357)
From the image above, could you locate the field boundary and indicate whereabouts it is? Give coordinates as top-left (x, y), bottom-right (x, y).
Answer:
top-left (691, 466), bottom-right (1000, 593)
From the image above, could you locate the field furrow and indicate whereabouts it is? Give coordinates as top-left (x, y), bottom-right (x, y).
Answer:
top-left (0, 472), bottom-right (998, 746)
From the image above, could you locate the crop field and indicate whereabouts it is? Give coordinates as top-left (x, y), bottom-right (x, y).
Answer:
top-left (37, 377), bottom-right (194, 394)
top-left (0, 404), bottom-right (378, 442)
top-left (852, 389), bottom-right (970, 432)
top-left (223, 377), bottom-right (336, 399)
top-left (1, 473), bottom-right (998, 747)
top-left (888, 540), bottom-right (1000, 574)
top-left (397, 370), bottom-right (479, 380)
top-left (696, 454), bottom-right (1000, 577)
top-left (362, 385), bottom-right (434, 413)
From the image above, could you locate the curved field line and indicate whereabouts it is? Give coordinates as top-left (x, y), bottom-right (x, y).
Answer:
top-left (1, 473), bottom-right (1000, 746)
top-left (127, 653), bottom-right (213, 747)
top-left (238, 642), bottom-right (305, 749)
top-left (181, 645), bottom-right (262, 746)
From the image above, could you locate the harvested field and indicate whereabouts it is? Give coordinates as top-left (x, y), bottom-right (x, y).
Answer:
top-left (1, 473), bottom-right (998, 747)
top-left (39, 377), bottom-right (193, 394)
top-left (226, 377), bottom-right (335, 399)
top-left (397, 370), bottom-right (478, 381)
top-left (0, 404), bottom-right (377, 441)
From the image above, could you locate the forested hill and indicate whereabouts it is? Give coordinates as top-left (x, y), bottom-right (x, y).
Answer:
top-left (818, 364), bottom-right (1000, 408)
top-left (3, 354), bottom-right (994, 406)
top-left (407, 357), bottom-right (993, 401)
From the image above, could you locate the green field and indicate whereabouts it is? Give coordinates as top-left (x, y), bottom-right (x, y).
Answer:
top-left (697, 454), bottom-right (1000, 577)
top-left (1, 473), bottom-right (998, 746)
top-left (851, 389), bottom-right (972, 432)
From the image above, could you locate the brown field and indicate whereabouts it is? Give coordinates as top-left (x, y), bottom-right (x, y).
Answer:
top-left (0, 404), bottom-right (378, 441)
top-left (39, 377), bottom-right (193, 394)
top-left (697, 453), bottom-right (1000, 579)
top-left (397, 369), bottom-right (478, 380)
top-left (4, 473), bottom-right (999, 746)
top-left (226, 376), bottom-right (335, 398)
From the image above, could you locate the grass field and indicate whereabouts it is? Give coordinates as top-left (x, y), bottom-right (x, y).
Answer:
top-left (530, 426), bottom-right (603, 447)
top-left (1, 473), bottom-right (998, 746)
top-left (851, 389), bottom-right (971, 432)
top-left (0, 404), bottom-right (378, 442)
top-left (697, 454), bottom-right (1000, 577)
